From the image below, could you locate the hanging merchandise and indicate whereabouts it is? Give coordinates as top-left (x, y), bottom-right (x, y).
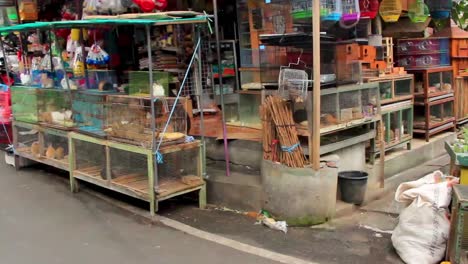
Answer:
top-left (379, 0), bottom-right (402, 22)
top-left (359, 0), bottom-right (379, 19)
top-left (155, 0), bottom-right (167, 11)
top-left (97, 0), bottom-right (126, 14)
top-left (73, 48), bottom-right (85, 77)
top-left (86, 44), bottom-right (110, 66)
top-left (83, 0), bottom-right (98, 14)
top-left (340, 0), bottom-right (360, 28)
top-left (408, 0), bottom-right (429, 23)
top-left (133, 0), bottom-right (155, 12)
top-left (291, 0), bottom-right (342, 22)
top-left (5, 7), bottom-right (17, 25)
top-left (426, 0), bottom-right (452, 19)
top-left (18, 0), bottom-right (38, 21)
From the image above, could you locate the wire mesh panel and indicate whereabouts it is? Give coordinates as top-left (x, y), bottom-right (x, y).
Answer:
top-left (320, 93), bottom-right (339, 128)
top-left (156, 146), bottom-right (202, 198)
top-left (338, 90), bottom-right (361, 122)
top-left (38, 89), bottom-right (74, 128)
top-left (73, 138), bottom-right (106, 180)
top-left (278, 68), bottom-right (309, 101)
top-left (14, 123), bottom-right (39, 156)
top-left (42, 129), bottom-right (69, 166)
top-left (429, 104), bottom-right (444, 126)
top-left (128, 71), bottom-right (170, 96)
top-left (11, 86), bottom-right (38, 123)
top-left (107, 96), bottom-right (188, 148)
top-left (72, 91), bottom-right (112, 137)
top-left (109, 147), bottom-right (149, 199)
top-left (361, 87), bottom-right (379, 118)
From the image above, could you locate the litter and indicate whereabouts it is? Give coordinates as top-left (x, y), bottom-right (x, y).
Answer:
top-left (256, 210), bottom-right (288, 233)
top-left (359, 224), bottom-right (393, 234)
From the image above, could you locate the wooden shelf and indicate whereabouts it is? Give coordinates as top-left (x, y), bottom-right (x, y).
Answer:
top-left (16, 147), bottom-right (70, 171)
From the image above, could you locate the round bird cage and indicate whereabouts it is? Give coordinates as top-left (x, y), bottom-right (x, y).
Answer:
top-left (340, 0), bottom-right (360, 28)
top-left (359, 0), bottom-right (379, 19)
top-left (426, 0), bottom-right (452, 19)
top-left (379, 0), bottom-right (402, 22)
top-left (291, 0), bottom-right (342, 22)
top-left (408, 0), bottom-right (429, 23)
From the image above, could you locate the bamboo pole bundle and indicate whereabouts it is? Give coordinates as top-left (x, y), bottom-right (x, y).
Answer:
top-left (265, 95), bottom-right (307, 168)
top-left (260, 104), bottom-right (277, 161)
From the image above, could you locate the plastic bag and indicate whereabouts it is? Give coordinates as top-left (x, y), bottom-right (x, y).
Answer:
top-left (392, 202), bottom-right (450, 264)
top-left (86, 44), bottom-right (110, 65)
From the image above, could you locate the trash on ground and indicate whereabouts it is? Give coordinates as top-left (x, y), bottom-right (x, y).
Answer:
top-left (391, 170), bottom-right (458, 264)
top-left (256, 210), bottom-right (287, 233)
top-left (359, 224), bottom-right (393, 234)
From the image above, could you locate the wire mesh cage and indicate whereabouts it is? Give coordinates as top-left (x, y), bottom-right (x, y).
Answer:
top-left (86, 70), bottom-right (118, 90)
top-left (128, 71), bottom-right (171, 96)
top-left (361, 87), bottom-right (379, 118)
top-left (37, 89), bottom-right (74, 128)
top-left (14, 123), bottom-right (39, 156)
top-left (426, 0), bottom-right (452, 19)
top-left (156, 146), bottom-right (202, 198)
top-left (109, 147), bottom-right (149, 198)
top-left (72, 91), bottom-right (113, 137)
top-left (278, 68), bottom-right (309, 101)
top-left (106, 95), bottom-right (188, 148)
top-left (42, 129), bottom-right (69, 166)
top-left (73, 138), bottom-right (106, 180)
top-left (339, 90), bottom-right (362, 122)
top-left (341, 0), bottom-right (360, 26)
top-left (321, 93), bottom-right (339, 128)
top-left (394, 77), bottom-right (413, 97)
top-left (11, 86), bottom-right (38, 123)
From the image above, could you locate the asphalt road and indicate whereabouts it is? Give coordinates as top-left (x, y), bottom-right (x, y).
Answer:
top-left (0, 157), bottom-right (278, 264)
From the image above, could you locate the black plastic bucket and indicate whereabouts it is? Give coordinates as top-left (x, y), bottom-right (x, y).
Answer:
top-left (338, 171), bottom-right (369, 205)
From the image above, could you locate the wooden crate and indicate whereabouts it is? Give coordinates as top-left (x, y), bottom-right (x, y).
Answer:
top-left (453, 58), bottom-right (468, 77)
top-left (336, 43), bottom-right (360, 63)
top-left (455, 77), bottom-right (468, 123)
top-left (452, 39), bottom-right (468, 58)
top-left (359, 45), bottom-right (377, 63)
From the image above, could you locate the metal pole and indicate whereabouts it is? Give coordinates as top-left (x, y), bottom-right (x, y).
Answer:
top-left (146, 24), bottom-right (158, 189)
top-left (312, 0), bottom-right (321, 170)
top-left (213, 0), bottom-right (231, 177)
top-left (196, 26), bottom-right (206, 178)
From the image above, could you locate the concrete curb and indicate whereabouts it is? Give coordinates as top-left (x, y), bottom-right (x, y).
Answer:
top-left (80, 187), bottom-right (318, 264)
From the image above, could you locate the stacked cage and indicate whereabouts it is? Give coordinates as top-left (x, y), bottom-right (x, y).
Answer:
top-left (72, 91), bottom-right (114, 137)
top-left (13, 122), bottom-right (40, 156)
top-left (106, 96), bottom-right (188, 148)
top-left (156, 144), bottom-right (202, 198)
top-left (41, 128), bottom-right (69, 169)
top-left (11, 86), bottom-right (38, 124)
top-left (128, 71), bottom-right (171, 96)
top-left (38, 89), bottom-right (74, 129)
top-left (72, 137), bottom-right (107, 181)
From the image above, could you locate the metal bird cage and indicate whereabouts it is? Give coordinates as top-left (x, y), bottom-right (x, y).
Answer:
top-left (278, 68), bottom-right (309, 101)
top-left (13, 122), bottom-right (39, 156)
top-left (156, 145), bottom-right (203, 198)
top-left (41, 128), bottom-right (69, 170)
top-left (72, 137), bottom-right (107, 181)
top-left (426, 0), bottom-right (452, 19)
top-left (106, 95), bottom-right (188, 148)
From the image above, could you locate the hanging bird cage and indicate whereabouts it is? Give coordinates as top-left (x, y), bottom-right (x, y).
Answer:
top-left (340, 0), bottom-right (361, 28)
top-left (278, 68), bottom-right (309, 102)
top-left (359, 0), bottom-right (379, 19)
top-left (291, 0), bottom-right (342, 22)
top-left (379, 0), bottom-right (402, 22)
top-left (426, 0), bottom-right (452, 19)
top-left (408, 0), bottom-right (429, 23)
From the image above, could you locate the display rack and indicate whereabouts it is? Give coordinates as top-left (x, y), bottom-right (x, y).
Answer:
top-left (409, 66), bottom-right (454, 99)
top-left (455, 76), bottom-right (468, 124)
top-left (2, 16), bottom-right (210, 215)
top-left (413, 94), bottom-right (455, 141)
top-left (365, 74), bottom-right (414, 105)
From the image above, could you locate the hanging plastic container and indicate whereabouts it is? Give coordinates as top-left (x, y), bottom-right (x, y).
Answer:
top-left (291, 0), bottom-right (342, 22)
top-left (408, 0), bottom-right (429, 23)
top-left (5, 6), bottom-right (17, 25)
top-left (340, 0), bottom-right (360, 28)
top-left (426, 0), bottom-right (452, 19)
top-left (379, 0), bottom-right (402, 23)
top-left (359, 0), bottom-right (379, 19)
top-left (321, 0), bottom-right (342, 22)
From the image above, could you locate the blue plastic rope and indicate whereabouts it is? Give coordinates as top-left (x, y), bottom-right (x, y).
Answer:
top-left (281, 143), bottom-right (300, 153)
top-left (185, 136), bottom-right (195, 143)
top-left (154, 36), bottom-right (202, 159)
top-left (155, 151), bottom-right (163, 164)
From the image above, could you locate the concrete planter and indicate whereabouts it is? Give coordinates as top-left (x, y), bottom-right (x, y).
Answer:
top-left (261, 160), bottom-right (338, 226)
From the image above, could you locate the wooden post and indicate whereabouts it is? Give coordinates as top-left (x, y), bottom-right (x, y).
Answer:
top-left (311, 0), bottom-right (321, 170)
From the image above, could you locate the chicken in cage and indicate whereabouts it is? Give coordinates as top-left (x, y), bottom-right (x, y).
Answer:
top-left (14, 123), bottom-right (40, 157)
top-left (42, 129), bottom-right (69, 166)
top-left (38, 89), bottom-right (74, 128)
top-left (278, 68), bottom-right (309, 102)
